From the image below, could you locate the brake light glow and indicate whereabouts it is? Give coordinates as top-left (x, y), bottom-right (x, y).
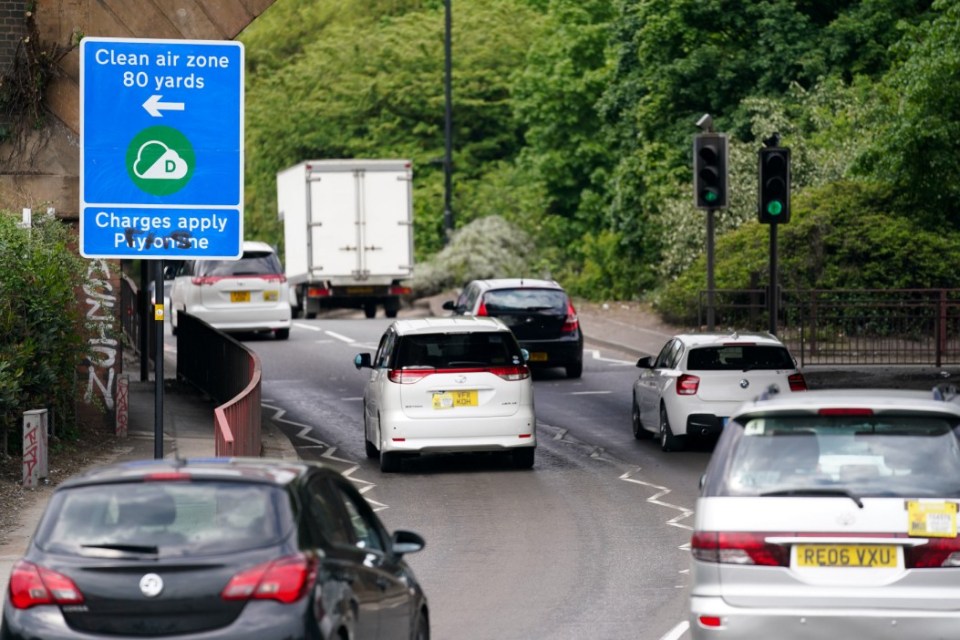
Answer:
top-left (698, 616), bottom-right (723, 628)
top-left (677, 373), bottom-right (700, 395)
top-left (307, 287), bottom-right (331, 298)
top-left (476, 299), bottom-right (489, 316)
top-left (818, 408), bottom-right (874, 416)
top-left (788, 373), bottom-right (807, 391)
top-left (388, 365), bottom-right (530, 383)
top-left (561, 300), bottom-right (579, 333)
top-left (222, 554), bottom-right (316, 604)
top-left (390, 286), bottom-right (412, 296)
top-left (690, 532), bottom-right (789, 566)
top-left (9, 560), bottom-right (84, 609)
top-left (144, 472), bottom-right (191, 482)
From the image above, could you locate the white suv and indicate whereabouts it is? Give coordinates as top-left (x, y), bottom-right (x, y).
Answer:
top-left (169, 240), bottom-right (292, 339)
top-left (632, 332), bottom-right (806, 451)
top-left (354, 317), bottom-right (536, 472)
top-left (691, 388), bottom-right (960, 638)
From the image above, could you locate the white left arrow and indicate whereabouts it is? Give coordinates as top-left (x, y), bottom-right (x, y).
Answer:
top-left (142, 94), bottom-right (185, 117)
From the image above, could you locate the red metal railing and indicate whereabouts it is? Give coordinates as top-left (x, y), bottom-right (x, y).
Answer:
top-left (213, 352), bottom-right (262, 457)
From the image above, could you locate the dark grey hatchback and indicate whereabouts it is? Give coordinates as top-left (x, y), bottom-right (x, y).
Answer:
top-left (443, 278), bottom-right (584, 378)
top-left (1, 458), bottom-right (428, 640)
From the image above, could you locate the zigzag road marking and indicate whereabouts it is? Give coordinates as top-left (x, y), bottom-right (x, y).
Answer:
top-left (541, 421), bottom-right (694, 533)
top-left (586, 348), bottom-right (634, 366)
top-left (262, 401), bottom-right (387, 512)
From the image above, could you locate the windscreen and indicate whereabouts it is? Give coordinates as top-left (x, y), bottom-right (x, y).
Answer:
top-left (707, 414), bottom-right (960, 498)
top-left (36, 481), bottom-right (292, 557)
top-left (196, 250), bottom-right (282, 277)
top-left (482, 288), bottom-right (568, 313)
top-left (687, 345), bottom-right (795, 371)
top-left (393, 332), bottom-right (524, 369)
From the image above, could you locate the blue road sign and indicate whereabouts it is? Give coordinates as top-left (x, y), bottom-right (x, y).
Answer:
top-left (80, 37), bottom-right (244, 259)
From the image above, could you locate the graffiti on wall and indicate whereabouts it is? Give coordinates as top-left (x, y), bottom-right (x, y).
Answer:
top-left (84, 258), bottom-right (117, 410)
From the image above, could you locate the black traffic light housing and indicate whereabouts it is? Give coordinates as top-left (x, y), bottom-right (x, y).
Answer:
top-left (758, 147), bottom-right (791, 224)
top-left (694, 134), bottom-right (728, 209)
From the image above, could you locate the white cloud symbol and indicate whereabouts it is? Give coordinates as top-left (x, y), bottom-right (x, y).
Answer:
top-left (134, 141), bottom-right (189, 180)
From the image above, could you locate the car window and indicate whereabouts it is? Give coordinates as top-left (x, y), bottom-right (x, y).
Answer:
top-left (331, 481), bottom-right (385, 552)
top-left (195, 250), bottom-right (282, 277)
top-left (304, 476), bottom-right (352, 546)
top-left (687, 345), bottom-right (794, 371)
top-left (37, 482), bottom-right (292, 556)
top-left (375, 330), bottom-right (397, 368)
top-left (705, 414), bottom-right (960, 498)
top-left (461, 284), bottom-right (480, 312)
top-left (653, 340), bottom-right (675, 368)
top-left (393, 332), bottom-right (523, 369)
top-left (482, 288), bottom-right (567, 313)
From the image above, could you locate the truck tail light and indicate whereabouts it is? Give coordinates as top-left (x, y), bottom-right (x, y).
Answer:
top-left (389, 286), bottom-right (412, 296)
top-left (307, 287), bottom-right (331, 298)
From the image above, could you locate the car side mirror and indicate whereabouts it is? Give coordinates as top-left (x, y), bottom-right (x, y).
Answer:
top-left (390, 529), bottom-right (425, 557)
top-left (521, 348), bottom-right (530, 363)
top-left (354, 353), bottom-right (372, 370)
top-left (441, 300), bottom-right (456, 311)
top-left (636, 356), bottom-right (653, 369)
top-left (699, 473), bottom-right (706, 491)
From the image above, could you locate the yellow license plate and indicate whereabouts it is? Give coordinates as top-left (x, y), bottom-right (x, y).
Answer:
top-left (432, 390), bottom-right (478, 409)
top-left (795, 545), bottom-right (897, 568)
top-left (230, 291), bottom-right (250, 303)
top-left (346, 287), bottom-right (374, 294)
top-left (528, 352), bottom-right (548, 362)
top-left (263, 290), bottom-right (279, 302)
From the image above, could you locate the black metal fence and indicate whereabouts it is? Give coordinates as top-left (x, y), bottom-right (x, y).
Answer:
top-left (699, 289), bottom-right (960, 367)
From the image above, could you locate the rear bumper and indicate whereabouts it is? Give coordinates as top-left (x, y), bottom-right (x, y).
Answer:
top-left (689, 596), bottom-right (960, 640)
top-left (380, 411), bottom-right (537, 454)
top-left (518, 334), bottom-right (583, 367)
top-left (186, 305), bottom-right (291, 332)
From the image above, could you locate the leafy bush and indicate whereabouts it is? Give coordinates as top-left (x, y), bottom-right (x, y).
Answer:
top-left (654, 180), bottom-right (960, 323)
top-left (0, 212), bottom-right (92, 455)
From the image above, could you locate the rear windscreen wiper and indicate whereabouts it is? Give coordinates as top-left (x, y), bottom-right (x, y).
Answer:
top-left (760, 487), bottom-right (864, 508)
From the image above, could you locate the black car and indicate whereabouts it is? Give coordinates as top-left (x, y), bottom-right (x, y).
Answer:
top-left (1, 458), bottom-right (428, 640)
top-left (443, 278), bottom-right (584, 378)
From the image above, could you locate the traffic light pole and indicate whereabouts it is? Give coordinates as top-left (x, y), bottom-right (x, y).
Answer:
top-left (706, 208), bottom-right (716, 331)
top-left (769, 224), bottom-right (778, 336)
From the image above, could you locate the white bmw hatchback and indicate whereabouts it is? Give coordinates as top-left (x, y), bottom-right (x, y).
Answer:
top-left (354, 317), bottom-right (536, 472)
top-left (169, 240), bottom-right (292, 339)
top-left (691, 388), bottom-right (960, 639)
top-left (632, 332), bottom-right (806, 451)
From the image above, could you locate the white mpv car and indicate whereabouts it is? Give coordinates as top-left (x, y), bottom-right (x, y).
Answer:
top-left (354, 317), bottom-right (536, 472)
top-left (632, 332), bottom-right (806, 451)
top-left (691, 388), bottom-right (960, 639)
top-left (169, 240), bottom-right (292, 339)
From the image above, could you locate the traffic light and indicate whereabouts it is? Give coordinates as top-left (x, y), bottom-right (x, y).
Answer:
top-left (758, 147), bottom-right (791, 223)
top-left (693, 134), bottom-right (728, 209)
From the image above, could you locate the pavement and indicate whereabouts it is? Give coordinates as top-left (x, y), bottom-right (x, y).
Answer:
top-left (3, 297), bottom-right (870, 602)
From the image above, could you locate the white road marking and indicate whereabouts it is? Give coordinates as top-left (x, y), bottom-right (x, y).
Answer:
top-left (658, 621), bottom-right (689, 640)
top-left (619, 467), bottom-right (695, 531)
top-left (342, 397), bottom-right (363, 402)
top-left (586, 348), bottom-right (634, 365)
top-left (325, 330), bottom-right (355, 343)
top-left (294, 322), bottom-right (323, 331)
top-left (570, 390), bottom-right (612, 396)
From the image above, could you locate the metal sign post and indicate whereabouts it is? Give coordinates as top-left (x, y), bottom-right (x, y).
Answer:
top-left (80, 37), bottom-right (244, 457)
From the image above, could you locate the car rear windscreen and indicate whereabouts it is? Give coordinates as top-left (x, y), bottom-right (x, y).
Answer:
top-left (394, 332), bottom-right (524, 369)
top-left (36, 481), bottom-right (293, 557)
top-left (687, 345), bottom-right (794, 370)
top-left (708, 415), bottom-right (960, 498)
top-left (197, 251), bottom-right (282, 277)
top-left (483, 289), bottom-right (567, 313)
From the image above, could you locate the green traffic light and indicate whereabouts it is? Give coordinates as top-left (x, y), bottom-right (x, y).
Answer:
top-left (704, 190), bottom-right (719, 203)
top-left (766, 200), bottom-right (783, 216)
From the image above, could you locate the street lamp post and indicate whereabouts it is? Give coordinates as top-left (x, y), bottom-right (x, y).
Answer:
top-left (442, 0), bottom-right (453, 242)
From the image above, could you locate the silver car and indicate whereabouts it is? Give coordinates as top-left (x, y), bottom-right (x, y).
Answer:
top-left (690, 388), bottom-right (960, 639)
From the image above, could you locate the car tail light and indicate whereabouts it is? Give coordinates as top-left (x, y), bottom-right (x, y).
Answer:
top-left (144, 472), bottom-right (191, 482)
top-left (307, 287), bottom-right (331, 298)
top-left (222, 554), bottom-right (316, 605)
top-left (561, 300), bottom-right (579, 333)
top-left (676, 373), bottom-right (700, 395)
top-left (698, 616), bottom-right (723, 628)
top-left (260, 274), bottom-right (287, 283)
top-left (191, 276), bottom-right (219, 285)
top-left (390, 285), bottom-right (412, 296)
top-left (476, 299), bottom-right (489, 316)
top-left (788, 373), bottom-right (807, 391)
top-left (8, 560), bottom-right (85, 609)
top-left (388, 368), bottom-right (435, 384)
top-left (906, 538), bottom-right (960, 568)
top-left (489, 365), bottom-right (530, 381)
top-left (690, 532), bottom-right (789, 566)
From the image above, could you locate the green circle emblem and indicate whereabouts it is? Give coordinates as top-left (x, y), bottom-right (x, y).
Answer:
top-left (126, 126), bottom-right (195, 196)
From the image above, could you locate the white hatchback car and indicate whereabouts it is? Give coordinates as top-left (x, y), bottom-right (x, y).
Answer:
top-left (169, 240), bottom-right (292, 339)
top-left (354, 317), bottom-right (536, 472)
top-left (632, 332), bottom-right (806, 451)
top-left (690, 388), bottom-right (960, 639)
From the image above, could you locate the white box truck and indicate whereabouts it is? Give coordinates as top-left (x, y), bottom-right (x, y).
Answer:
top-left (277, 159), bottom-right (414, 318)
